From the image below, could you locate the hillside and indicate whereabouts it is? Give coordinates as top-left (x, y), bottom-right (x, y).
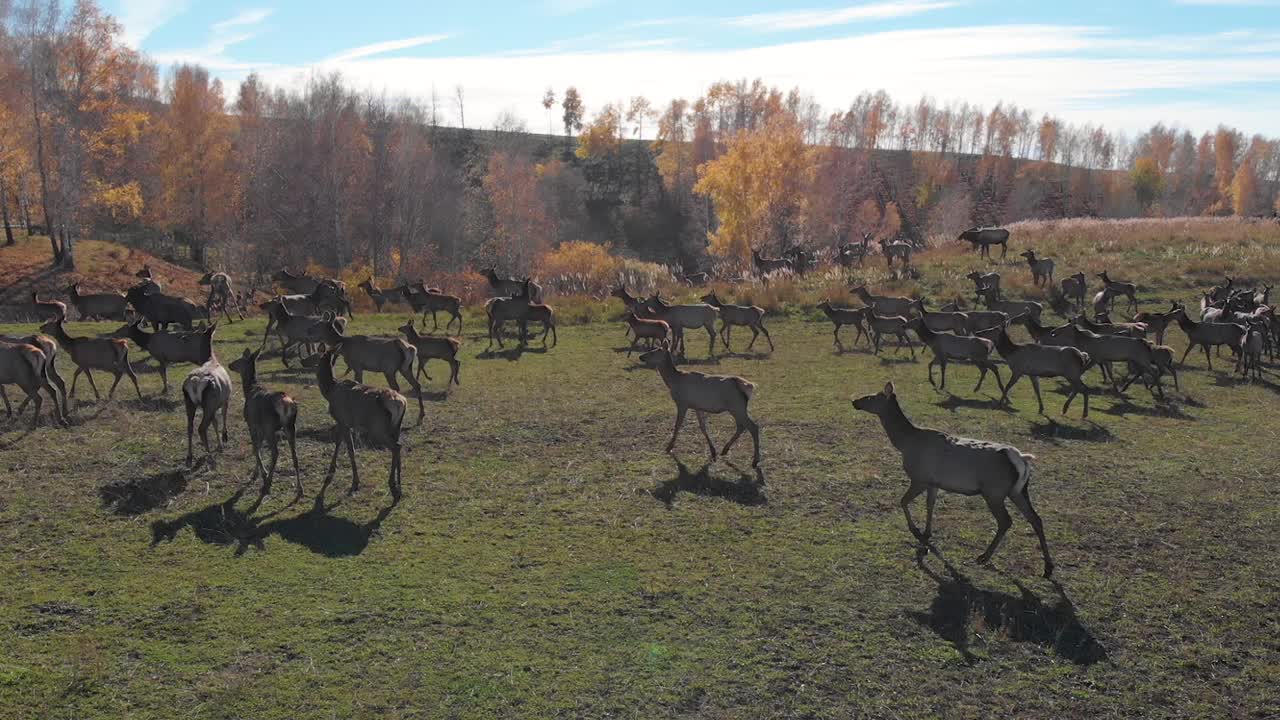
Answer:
top-left (0, 234), bottom-right (208, 321)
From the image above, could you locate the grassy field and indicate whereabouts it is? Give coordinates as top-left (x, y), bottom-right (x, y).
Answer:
top-left (1, 302), bottom-right (1278, 718)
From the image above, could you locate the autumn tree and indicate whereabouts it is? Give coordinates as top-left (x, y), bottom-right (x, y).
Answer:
top-left (626, 96), bottom-right (654, 140)
top-left (541, 87), bottom-right (555, 135)
top-left (483, 151), bottom-right (554, 275)
top-left (561, 86), bottom-right (583, 139)
top-left (1131, 156), bottom-right (1164, 211)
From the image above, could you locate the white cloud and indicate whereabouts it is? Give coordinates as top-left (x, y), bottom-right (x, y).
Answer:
top-left (543, 0), bottom-right (608, 15)
top-left (212, 8), bottom-right (274, 32)
top-left (243, 24), bottom-right (1280, 136)
top-left (326, 34), bottom-right (452, 63)
top-left (728, 1), bottom-right (961, 31)
top-left (117, 0), bottom-right (191, 48)
top-left (1174, 0), bottom-right (1280, 6)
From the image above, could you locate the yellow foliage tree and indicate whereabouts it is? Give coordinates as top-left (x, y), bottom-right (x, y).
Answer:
top-left (575, 104), bottom-right (622, 160)
top-left (694, 118), bottom-right (812, 267)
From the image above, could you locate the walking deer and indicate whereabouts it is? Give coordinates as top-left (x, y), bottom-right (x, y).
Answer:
top-left (65, 283), bottom-right (128, 321)
top-left (852, 382), bottom-right (1053, 577)
top-left (398, 321), bottom-right (461, 387)
top-left (622, 313), bottom-right (671, 356)
top-left (1060, 272), bottom-right (1087, 311)
top-left (908, 319), bottom-right (1004, 394)
top-left (1097, 271), bottom-right (1139, 315)
top-left (1019, 250), bottom-right (1055, 287)
top-left (958, 227), bottom-right (1010, 259)
top-left (700, 292), bottom-right (773, 351)
top-left (228, 349), bottom-right (301, 497)
top-left (640, 342), bottom-right (761, 467)
top-left (39, 318), bottom-right (142, 404)
top-left (817, 301), bottom-right (869, 350)
top-left (31, 292), bottom-right (66, 322)
top-left (311, 320), bottom-right (425, 426)
top-left (315, 348), bottom-right (408, 501)
top-left (992, 329), bottom-right (1091, 418)
top-left (182, 326), bottom-right (232, 467)
top-left (0, 339), bottom-right (64, 427)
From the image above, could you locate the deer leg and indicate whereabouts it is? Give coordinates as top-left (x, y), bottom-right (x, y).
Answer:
top-left (1203, 344), bottom-right (1213, 371)
top-left (158, 362), bottom-right (170, 394)
top-left (707, 325), bottom-right (716, 357)
top-left (923, 486), bottom-right (938, 539)
top-left (264, 439), bottom-right (280, 496)
top-left (322, 427), bottom-right (344, 498)
top-left (84, 370), bottom-right (102, 401)
top-left (220, 399), bottom-right (228, 444)
top-left (450, 359), bottom-right (460, 386)
top-left (185, 401), bottom-right (197, 466)
top-left (927, 357), bottom-right (937, 387)
top-left (389, 443), bottom-right (402, 501)
top-left (832, 325), bottom-right (842, 349)
top-left (345, 429), bottom-right (359, 494)
top-left (1179, 343), bottom-right (1195, 367)
top-left (0, 386), bottom-right (11, 416)
top-left (760, 322), bottom-right (773, 351)
top-left (695, 410), bottom-right (717, 460)
top-left (1010, 486), bottom-right (1055, 578)
top-left (666, 407), bottom-right (687, 453)
top-left (1000, 372), bottom-right (1021, 406)
top-left (975, 494), bottom-right (1013, 565)
top-left (431, 310), bottom-right (439, 330)
top-left (384, 371), bottom-right (400, 392)
top-left (900, 484), bottom-right (927, 540)
top-left (199, 407), bottom-right (216, 458)
top-left (286, 420), bottom-right (302, 499)
top-left (25, 391), bottom-right (42, 429)
top-left (406, 371), bottom-right (425, 425)
top-left (1029, 376), bottom-right (1046, 414)
top-left (68, 368), bottom-right (82, 399)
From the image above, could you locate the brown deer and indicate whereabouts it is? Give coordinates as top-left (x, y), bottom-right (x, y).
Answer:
top-left (640, 343), bottom-right (761, 467)
top-left (228, 349), bottom-right (301, 498)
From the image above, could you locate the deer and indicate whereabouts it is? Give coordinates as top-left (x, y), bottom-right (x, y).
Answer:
top-left (644, 294), bottom-right (719, 358)
top-left (228, 349), bottom-right (301, 498)
top-left (911, 299), bottom-right (968, 334)
top-left (132, 266), bottom-right (162, 296)
top-left (1240, 329), bottom-right (1265, 381)
top-left (622, 313), bottom-right (671, 356)
top-left (966, 271), bottom-right (1001, 301)
top-left (837, 232), bottom-right (871, 267)
top-left (1170, 301), bottom-right (1247, 371)
top-left (1097, 271), bottom-right (1139, 315)
top-left (1076, 314), bottom-right (1147, 339)
top-left (940, 301), bottom-right (1008, 334)
top-left (482, 268), bottom-right (543, 303)
top-left (852, 382), bottom-right (1053, 577)
top-left (992, 329), bottom-right (1092, 418)
top-left (0, 339), bottom-right (64, 428)
top-left (125, 285), bottom-right (204, 331)
top-left (1060, 272), bottom-right (1087, 311)
top-left (315, 347), bottom-right (408, 501)
top-left (181, 326), bottom-right (232, 467)
top-left (199, 271), bottom-right (243, 323)
top-left (311, 320), bottom-right (424, 426)
top-left (109, 321), bottom-right (214, 395)
top-left (259, 299), bottom-right (344, 366)
top-left (850, 285), bottom-right (917, 318)
top-left (30, 291), bottom-right (66, 322)
top-left (358, 276), bottom-right (406, 312)
top-left (979, 285), bottom-right (1043, 324)
top-left (404, 282), bottom-right (463, 333)
top-left (39, 317), bottom-right (142, 405)
top-left (0, 332), bottom-right (69, 416)
top-left (398, 321), bottom-right (461, 388)
top-left (879, 237), bottom-right (913, 268)
top-left (957, 227), bottom-right (1010, 259)
top-left (817, 301), bottom-right (869, 350)
top-left (1044, 324), bottom-right (1165, 399)
top-left (1133, 304), bottom-right (1180, 346)
top-left (1018, 250), bottom-right (1055, 287)
top-left (751, 248), bottom-right (792, 277)
top-left (908, 318), bottom-right (1004, 394)
top-left (65, 283), bottom-right (128, 321)
top-left (868, 313), bottom-right (917, 359)
top-left (700, 292), bottom-right (773, 352)
top-left (639, 342), bottom-right (761, 467)
top-left (272, 268), bottom-right (324, 296)
top-left (485, 280), bottom-right (534, 349)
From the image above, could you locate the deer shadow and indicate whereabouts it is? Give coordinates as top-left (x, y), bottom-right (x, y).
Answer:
top-left (719, 350), bottom-right (772, 361)
top-left (99, 468), bottom-right (191, 516)
top-left (678, 355), bottom-right (722, 367)
top-left (476, 345), bottom-right (543, 361)
top-left (650, 459), bottom-right (767, 508)
top-left (935, 393), bottom-right (1015, 414)
top-left (122, 395), bottom-right (183, 412)
top-left (150, 490), bottom-right (397, 558)
top-left (1028, 419), bottom-right (1114, 444)
top-left (875, 354), bottom-right (919, 365)
top-left (832, 344), bottom-right (874, 356)
top-left (908, 554), bottom-right (1108, 667)
top-left (1101, 399), bottom-right (1196, 421)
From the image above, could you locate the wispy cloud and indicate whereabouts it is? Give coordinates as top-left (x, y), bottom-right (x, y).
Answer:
top-left (117, 0), bottom-right (191, 48)
top-left (325, 34), bottom-right (452, 63)
top-left (1174, 0), bottom-right (1280, 6)
top-left (212, 8), bottom-right (274, 32)
top-left (543, 0), bottom-right (608, 16)
top-left (609, 38), bottom-right (685, 50)
top-left (728, 1), bottom-right (961, 31)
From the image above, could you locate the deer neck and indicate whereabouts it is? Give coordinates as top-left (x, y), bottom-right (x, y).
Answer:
top-left (655, 357), bottom-right (682, 387)
top-left (877, 396), bottom-right (922, 450)
top-left (46, 323), bottom-right (74, 348)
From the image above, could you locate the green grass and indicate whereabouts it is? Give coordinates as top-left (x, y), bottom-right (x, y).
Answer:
top-left (1, 308), bottom-right (1278, 718)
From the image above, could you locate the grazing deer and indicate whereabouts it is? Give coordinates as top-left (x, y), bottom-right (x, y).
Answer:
top-left (850, 285), bottom-right (916, 318)
top-left (0, 339), bottom-right (64, 427)
top-left (908, 318), bottom-right (1004, 394)
top-left (398, 321), bottom-right (462, 387)
top-left (622, 312), bottom-right (670, 356)
top-left (228, 349), bottom-right (301, 497)
top-left (39, 318), bottom-right (142, 404)
top-left (1097, 271), bottom-right (1139, 315)
top-left (640, 343), bottom-right (761, 467)
top-left (110, 321), bottom-right (211, 394)
top-left (700, 292), bottom-right (773, 351)
top-left (852, 382), bottom-right (1053, 577)
top-left (1170, 302), bottom-right (1246, 371)
top-left (315, 348), bottom-right (407, 501)
top-left (65, 283), bottom-right (128, 321)
top-left (30, 291), bottom-right (66, 322)
top-left (957, 227), bottom-right (1010, 259)
top-left (311, 320), bottom-right (424, 426)
top-left (1019, 250), bottom-right (1055, 287)
top-left (879, 237), bottom-right (913, 268)
top-left (992, 329), bottom-right (1091, 418)
top-left (1060, 272), bottom-right (1087, 311)
top-left (182, 326), bottom-right (232, 467)
top-left (817, 301), bottom-right (869, 350)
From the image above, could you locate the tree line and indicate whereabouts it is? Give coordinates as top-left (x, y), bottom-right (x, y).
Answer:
top-left (2, 0), bottom-right (1278, 280)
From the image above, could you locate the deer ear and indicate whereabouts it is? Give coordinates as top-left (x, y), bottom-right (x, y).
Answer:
top-left (884, 381), bottom-right (895, 396)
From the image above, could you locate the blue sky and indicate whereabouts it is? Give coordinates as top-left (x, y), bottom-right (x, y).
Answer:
top-left (106, 0), bottom-right (1280, 136)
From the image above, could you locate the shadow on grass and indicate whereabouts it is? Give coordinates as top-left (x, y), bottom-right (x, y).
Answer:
top-left (1101, 399), bottom-right (1196, 420)
top-left (909, 554), bottom-right (1108, 666)
top-left (650, 459), bottom-right (766, 508)
top-left (476, 345), bottom-right (547, 361)
top-left (99, 468), bottom-right (190, 515)
top-left (150, 490), bottom-right (397, 557)
top-left (832, 344), bottom-right (874, 356)
top-left (935, 394), bottom-right (1015, 414)
top-left (1028, 419), bottom-right (1114, 443)
top-left (679, 355), bottom-right (722, 367)
top-left (719, 350), bottom-right (772, 361)
top-left (122, 395), bottom-right (183, 412)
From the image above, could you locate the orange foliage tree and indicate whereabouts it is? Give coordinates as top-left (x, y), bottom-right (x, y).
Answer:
top-left (483, 152), bottom-right (555, 275)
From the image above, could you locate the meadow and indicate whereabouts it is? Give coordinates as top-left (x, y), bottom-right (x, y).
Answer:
top-left (2, 217), bottom-right (1280, 718)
